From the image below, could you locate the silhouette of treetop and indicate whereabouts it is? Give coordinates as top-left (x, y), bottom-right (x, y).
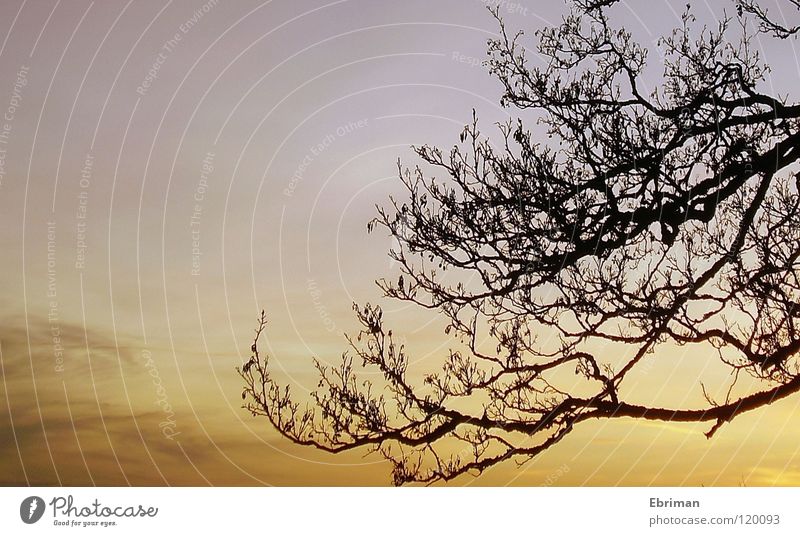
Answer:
top-left (240, 0), bottom-right (800, 484)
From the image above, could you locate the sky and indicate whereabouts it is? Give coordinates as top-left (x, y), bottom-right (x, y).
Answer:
top-left (2, 0), bottom-right (800, 486)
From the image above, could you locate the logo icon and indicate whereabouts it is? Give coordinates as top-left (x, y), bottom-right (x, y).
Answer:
top-left (20, 496), bottom-right (45, 524)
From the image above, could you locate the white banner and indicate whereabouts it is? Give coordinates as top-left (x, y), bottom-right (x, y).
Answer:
top-left (0, 487), bottom-right (798, 535)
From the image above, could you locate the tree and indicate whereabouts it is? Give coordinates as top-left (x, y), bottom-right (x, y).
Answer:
top-left (239, 0), bottom-right (800, 485)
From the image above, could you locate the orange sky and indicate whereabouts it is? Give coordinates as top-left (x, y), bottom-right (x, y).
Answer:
top-left (2, 0), bottom-right (800, 486)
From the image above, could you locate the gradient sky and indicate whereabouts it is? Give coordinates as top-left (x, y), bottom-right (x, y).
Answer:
top-left (2, 0), bottom-right (800, 486)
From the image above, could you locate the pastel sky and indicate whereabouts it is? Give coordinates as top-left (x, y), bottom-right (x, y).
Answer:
top-left (2, 0), bottom-right (800, 486)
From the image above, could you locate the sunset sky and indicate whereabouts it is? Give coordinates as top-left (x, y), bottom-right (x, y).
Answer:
top-left (2, 0), bottom-right (800, 486)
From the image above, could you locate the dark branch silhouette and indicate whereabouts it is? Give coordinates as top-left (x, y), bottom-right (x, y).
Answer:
top-left (240, 0), bottom-right (800, 484)
top-left (739, 0), bottom-right (800, 38)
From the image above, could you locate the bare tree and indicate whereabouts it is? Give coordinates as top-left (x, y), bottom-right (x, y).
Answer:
top-left (240, 0), bottom-right (800, 484)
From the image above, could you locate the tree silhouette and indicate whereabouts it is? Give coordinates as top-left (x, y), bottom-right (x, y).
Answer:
top-left (240, 0), bottom-right (800, 484)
